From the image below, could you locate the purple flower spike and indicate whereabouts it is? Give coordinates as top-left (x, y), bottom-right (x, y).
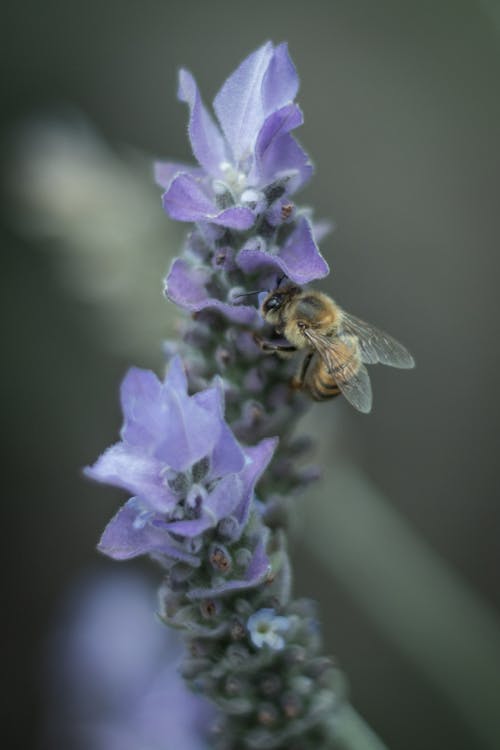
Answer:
top-left (237, 216), bottom-right (329, 284)
top-left (89, 43), bottom-right (345, 749)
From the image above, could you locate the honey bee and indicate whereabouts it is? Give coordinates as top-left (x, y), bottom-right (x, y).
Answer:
top-left (257, 282), bottom-right (414, 413)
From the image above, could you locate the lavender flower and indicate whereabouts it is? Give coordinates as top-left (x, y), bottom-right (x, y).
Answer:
top-left (88, 42), bottom-right (346, 750)
top-left (248, 608), bottom-right (290, 651)
top-left (157, 43), bottom-right (310, 224)
top-left (86, 356), bottom-right (277, 602)
top-left (157, 41), bottom-right (328, 323)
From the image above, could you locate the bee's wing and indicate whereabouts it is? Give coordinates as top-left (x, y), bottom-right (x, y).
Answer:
top-left (340, 311), bottom-right (415, 369)
top-left (334, 358), bottom-right (373, 413)
top-left (303, 329), bottom-right (373, 413)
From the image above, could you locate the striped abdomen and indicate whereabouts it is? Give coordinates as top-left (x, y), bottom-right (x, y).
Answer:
top-left (305, 354), bottom-right (342, 401)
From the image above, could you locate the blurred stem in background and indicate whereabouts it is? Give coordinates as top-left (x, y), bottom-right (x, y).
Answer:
top-left (303, 453), bottom-right (500, 750)
top-left (335, 706), bottom-right (391, 750)
top-left (6, 118), bottom-right (183, 362)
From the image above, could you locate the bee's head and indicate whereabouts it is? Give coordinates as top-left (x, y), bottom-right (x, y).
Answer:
top-left (260, 283), bottom-right (301, 323)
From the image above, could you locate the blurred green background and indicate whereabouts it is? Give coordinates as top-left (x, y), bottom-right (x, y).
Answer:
top-left (1, 1), bottom-right (499, 748)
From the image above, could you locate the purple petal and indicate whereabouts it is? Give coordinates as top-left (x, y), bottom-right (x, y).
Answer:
top-left (154, 386), bottom-right (221, 471)
top-left (192, 299), bottom-right (258, 324)
top-left (313, 219), bottom-right (335, 243)
top-left (210, 421), bottom-right (247, 476)
top-left (192, 380), bottom-right (224, 415)
top-left (261, 43), bottom-right (299, 114)
top-left (249, 104), bottom-right (305, 187)
top-left (102, 360), bottom-right (224, 479)
top-left (187, 535), bottom-right (270, 599)
top-left (154, 161), bottom-right (202, 189)
top-left (178, 69), bottom-right (228, 176)
top-left (162, 512), bottom-right (216, 538)
top-left (162, 172), bottom-right (255, 229)
top-left (165, 354), bottom-right (188, 395)
top-left (213, 42), bottom-right (274, 164)
top-left (165, 258), bottom-right (258, 324)
top-left (204, 474), bottom-right (243, 519)
top-left (236, 217), bottom-right (329, 284)
top-left (98, 499), bottom-right (200, 564)
top-left (84, 444), bottom-right (174, 512)
top-left (258, 132), bottom-right (313, 194)
top-left (279, 216), bottom-right (329, 281)
top-left (120, 368), bottom-right (163, 449)
top-left (256, 105), bottom-right (303, 163)
top-left (235, 438), bottom-right (278, 529)
top-left (165, 258), bottom-right (210, 308)
top-left (193, 383), bottom-right (245, 476)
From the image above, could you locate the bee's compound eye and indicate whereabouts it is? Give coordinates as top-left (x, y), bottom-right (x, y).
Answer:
top-left (265, 295), bottom-right (281, 311)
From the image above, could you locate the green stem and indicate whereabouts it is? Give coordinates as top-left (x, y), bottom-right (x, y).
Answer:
top-left (335, 706), bottom-right (390, 750)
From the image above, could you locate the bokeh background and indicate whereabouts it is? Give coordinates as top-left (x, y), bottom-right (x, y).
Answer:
top-left (2, 1), bottom-right (499, 748)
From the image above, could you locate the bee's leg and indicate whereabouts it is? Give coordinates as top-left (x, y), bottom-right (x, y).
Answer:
top-left (253, 334), bottom-right (297, 355)
top-left (290, 352), bottom-right (314, 390)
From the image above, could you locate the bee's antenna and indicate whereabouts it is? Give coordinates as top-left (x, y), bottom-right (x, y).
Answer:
top-left (233, 290), bottom-right (261, 300)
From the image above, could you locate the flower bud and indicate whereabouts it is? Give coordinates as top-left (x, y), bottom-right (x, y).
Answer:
top-left (259, 673), bottom-right (282, 697)
top-left (230, 617), bottom-right (246, 641)
top-left (226, 643), bottom-right (250, 667)
top-left (285, 644), bottom-right (306, 664)
top-left (225, 674), bottom-right (246, 696)
top-left (262, 496), bottom-right (289, 530)
top-left (281, 690), bottom-right (303, 719)
top-left (291, 675), bottom-right (313, 696)
top-left (200, 598), bottom-right (220, 619)
top-left (181, 657), bottom-right (212, 679)
top-left (215, 345), bottom-right (233, 370)
top-left (209, 543), bottom-right (232, 574)
top-left (243, 367), bottom-right (264, 393)
top-left (217, 516), bottom-right (240, 542)
top-left (186, 535), bottom-right (204, 554)
top-left (235, 547), bottom-right (253, 570)
top-left (169, 562), bottom-right (194, 590)
top-left (257, 702), bottom-right (278, 727)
